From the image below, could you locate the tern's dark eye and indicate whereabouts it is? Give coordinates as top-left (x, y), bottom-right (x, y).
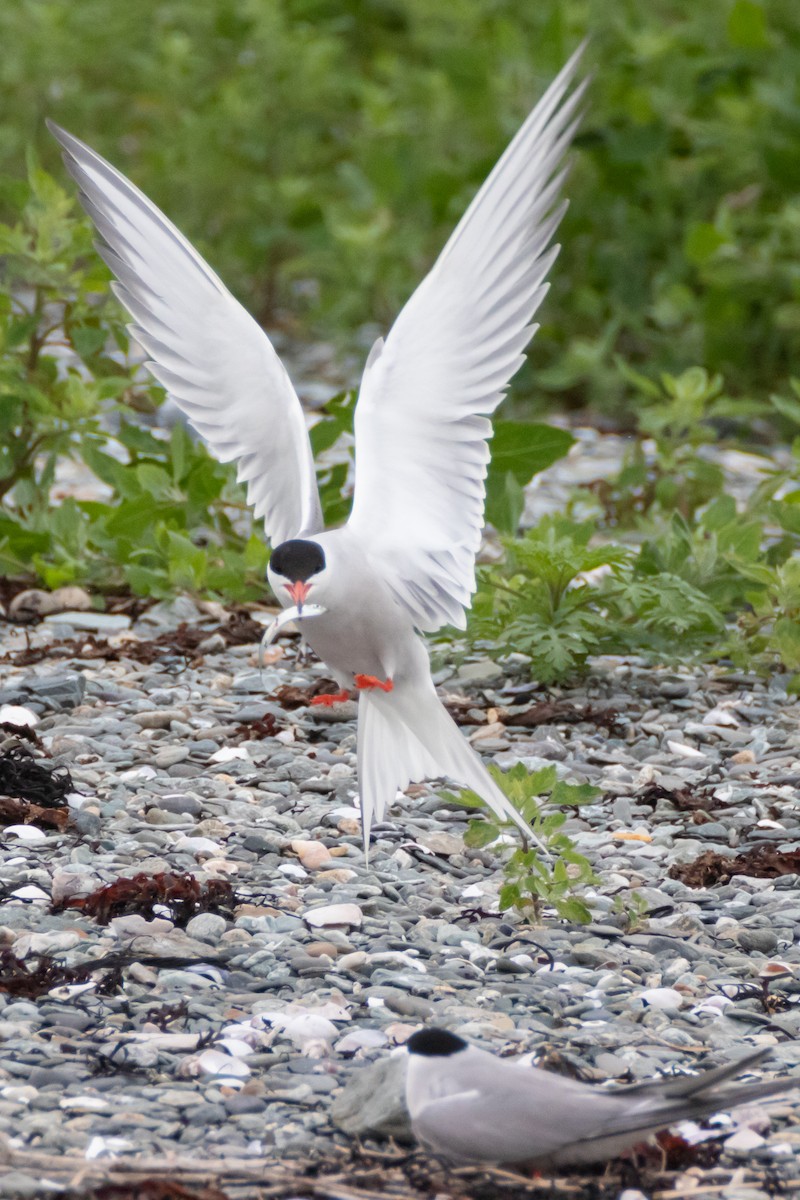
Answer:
top-left (270, 539), bottom-right (325, 581)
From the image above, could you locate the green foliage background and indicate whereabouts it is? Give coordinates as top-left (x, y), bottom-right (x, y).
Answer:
top-left (2, 0), bottom-right (798, 415)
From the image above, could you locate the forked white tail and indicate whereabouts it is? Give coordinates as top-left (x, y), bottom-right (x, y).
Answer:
top-left (356, 683), bottom-right (542, 856)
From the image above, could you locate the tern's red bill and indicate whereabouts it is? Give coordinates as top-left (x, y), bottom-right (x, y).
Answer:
top-left (287, 581), bottom-right (311, 605)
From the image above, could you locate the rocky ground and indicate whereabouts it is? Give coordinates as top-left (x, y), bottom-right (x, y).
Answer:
top-left (1, 593), bottom-right (800, 1200)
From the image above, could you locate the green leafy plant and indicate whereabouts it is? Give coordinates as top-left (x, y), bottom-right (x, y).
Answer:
top-left (590, 365), bottom-right (767, 527)
top-left (469, 503), bottom-right (799, 680)
top-left (484, 421), bottom-right (574, 534)
top-left (470, 516), bottom-right (632, 681)
top-left (0, 167), bottom-right (270, 599)
top-left (0, 165), bottom-right (127, 505)
top-left (612, 890), bottom-right (650, 934)
top-left (443, 763), bottom-right (600, 924)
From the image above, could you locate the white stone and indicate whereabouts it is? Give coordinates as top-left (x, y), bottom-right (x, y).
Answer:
top-left (43, 611), bottom-right (131, 632)
top-left (278, 863), bottom-right (307, 879)
top-left (14, 930), bottom-right (82, 958)
top-left (85, 1136), bottom-right (135, 1160)
top-left (292, 839), bottom-right (332, 869)
top-left (59, 1096), bottom-right (110, 1111)
top-left (1, 1085), bottom-right (37, 1103)
top-left (304, 903), bottom-right (363, 929)
top-left (173, 836), bottom-right (222, 855)
top-left (724, 1127), bottom-right (767, 1153)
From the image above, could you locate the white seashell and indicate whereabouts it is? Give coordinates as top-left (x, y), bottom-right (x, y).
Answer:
top-left (667, 740), bottom-right (707, 759)
top-left (10, 884), bottom-right (49, 900)
top-left (4, 825), bottom-right (46, 841)
top-left (638, 987), bottom-right (684, 1011)
top-left (0, 704), bottom-right (38, 727)
top-left (48, 981), bottom-right (97, 1000)
top-left (85, 1135), bottom-right (135, 1160)
top-left (209, 746), bottom-right (249, 762)
top-left (194, 1048), bottom-right (251, 1078)
top-left (702, 706), bottom-right (740, 727)
top-left (266, 1012), bottom-right (338, 1049)
top-left (119, 765), bottom-right (157, 781)
top-left (335, 1029), bottom-right (389, 1053)
top-left (217, 1037), bottom-right (255, 1059)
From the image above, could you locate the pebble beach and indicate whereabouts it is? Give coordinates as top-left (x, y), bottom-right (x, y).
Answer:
top-left (2, 586), bottom-right (800, 1199)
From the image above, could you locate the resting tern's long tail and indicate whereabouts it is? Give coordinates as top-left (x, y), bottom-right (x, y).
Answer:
top-left (357, 683), bottom-right (537, 854)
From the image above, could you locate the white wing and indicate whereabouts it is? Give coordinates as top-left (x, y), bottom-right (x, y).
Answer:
top-left (347, 46), bottom-right (586, 631)
top-left (48, 122), bottom-right (322, 546)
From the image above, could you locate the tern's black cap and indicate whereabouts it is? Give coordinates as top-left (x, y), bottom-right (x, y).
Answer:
top-left (407, 1029), bottom-right (467, 1057)
top-left (270, 539), bottom-right (325, 582)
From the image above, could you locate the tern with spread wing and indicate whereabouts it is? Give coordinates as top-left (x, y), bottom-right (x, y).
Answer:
top-left (49, 46), bottom-right (586, 850)
top-left (405, 1028), bottom-right (798, 1168)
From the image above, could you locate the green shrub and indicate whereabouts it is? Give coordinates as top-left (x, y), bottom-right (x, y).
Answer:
top-left (0, 0), bottom-right (796, 417)
top-left (0, 169), bottom-right (269, 599)
top-left (443, 763), bottom-right (600, 924)
top-left (471, 378), bottom-right (800, 682)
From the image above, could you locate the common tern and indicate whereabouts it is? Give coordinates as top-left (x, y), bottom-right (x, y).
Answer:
top-left (49, 45), bottom-right (586, 850)
top-left (405, 1028), bottom-right (798, 1168)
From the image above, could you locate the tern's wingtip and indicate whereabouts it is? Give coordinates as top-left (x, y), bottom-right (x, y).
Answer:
top-left (45, 117), bottom-right (70, 145)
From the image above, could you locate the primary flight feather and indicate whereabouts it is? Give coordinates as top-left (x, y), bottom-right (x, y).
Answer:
top-left (49, 44), bottom-right (586, 849)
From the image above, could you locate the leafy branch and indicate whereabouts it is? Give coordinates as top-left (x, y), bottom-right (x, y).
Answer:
top-left (443, 763), bottom-right (601, 924)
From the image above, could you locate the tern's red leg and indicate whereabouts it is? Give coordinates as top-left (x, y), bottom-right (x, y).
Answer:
top-left (310, 689), bottom-right (352, 707)
top-left (354, 673), bottom-right (394, 693)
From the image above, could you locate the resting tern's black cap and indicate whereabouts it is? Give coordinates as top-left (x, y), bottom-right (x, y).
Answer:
top-left (270, 539), bottom-right (325, 581)
top-left (407, 1028), bottom-right (468, 1057)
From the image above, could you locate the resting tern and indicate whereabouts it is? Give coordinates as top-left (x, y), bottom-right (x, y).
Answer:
top-left (49, 45), bottom-right (586, 849)
top-left (405, 1028), bottom-right (798, 1168)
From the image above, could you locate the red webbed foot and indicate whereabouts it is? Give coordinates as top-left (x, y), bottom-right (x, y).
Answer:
top-left (310, 689), bottom-right (352, 707)
top-left (354, 674), bottom-right (394, 693)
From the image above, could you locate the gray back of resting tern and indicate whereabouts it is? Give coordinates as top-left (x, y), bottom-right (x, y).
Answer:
top-left (405, 1028), bottom-right (798, 1168)
top-left (48, 46), bottom-right (587, 851)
